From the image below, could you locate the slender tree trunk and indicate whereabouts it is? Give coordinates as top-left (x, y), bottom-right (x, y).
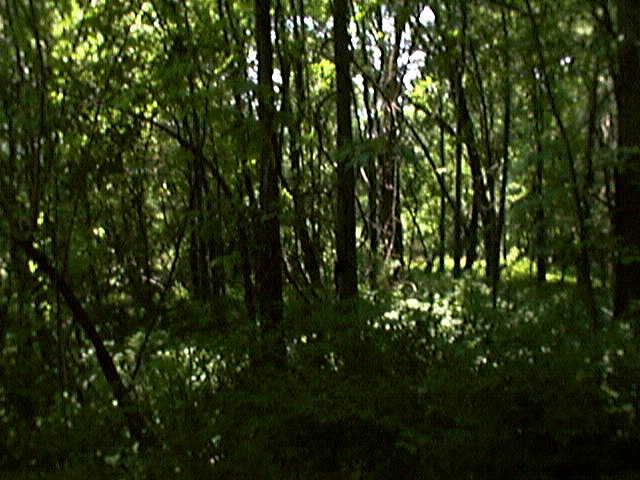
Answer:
top-left (11, 236), bottom-right (158, 449)
top-left (492, 9), bottom-right (513, 308)
top-left (613, 0), bottom-right (640, 324)
top-left (356, 15), bottom-right (380, 286)
top-left (534, 145), bottom-right (547, 283)
top-left (393, 160), bottom-right (404, 266)
top-left (357, 9), bottom-right (384, 287)
top-left (254, 0), bottom-right (286, 363)
top-left (449, 4), bottom-right (488, 275)
top-left (333, 0), bottom-right (358, 300)
top-left (238, 223), bottom-right (256, 321)
top-left (529, 65), bottom-right (547, 282)
top-left (438, 101), bottom-right (447, 273)
top-left (280, 4), bottom-right (321, 288)
top-left (378, 18), bottom-right (404, 270)
top-left (217, 0), bottom-right (257, 320)
top-left (453, 111), bottom-right (463, 278)
top-left (464, 193), bottom-right (479, 271)
top-left (380, 143), bottom-right (401, 264)
top-left (526, 0), bottom-right (597, 320)
top-left (189, 153), bottom-right (207, 300)
top-left (454, 72), bottom-right (485, 274)
top-left (468, 34), bottom-right (501, 285)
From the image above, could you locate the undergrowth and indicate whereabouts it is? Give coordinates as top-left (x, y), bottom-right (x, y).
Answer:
top-left (3, 271), bottom-right (639, 479)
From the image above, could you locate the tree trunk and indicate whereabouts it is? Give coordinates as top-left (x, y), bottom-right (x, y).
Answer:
top-left (526, 0), bottom-right (596, 320)
top-left (492, 9), bottom-right (513, 307)
top-left (529, 61), bottom-right (547, 282)
top-left (12, 236), bottom-right (158, 449)
top-left (254, 0), bottom-right (286, 363)
top-left (333, 0), bottom-right (358, 300)
top-left (438, 102), bottom-right (447, 273)
top-left (453, 112), bottom-right (463, 278)
top-left (534, 148), bottom-right (547, 283)
top-left (277, 2), bottom-right (321, 289)
top-left (613, 0), bottom-right (640, 323)
top-left (379, 17), bottom-right (405, 270)
top-left (356, 8), bottom-right (383, 287)
top-left (448, 5), bottom-right (489, 276)
top-left (464, 193), bottom-right (479, 271)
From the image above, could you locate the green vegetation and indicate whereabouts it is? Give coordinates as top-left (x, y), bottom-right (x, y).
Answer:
top-left (1, 0), bottom-right (639, 478)
top-left (3, 277), bottom-right (639, 478)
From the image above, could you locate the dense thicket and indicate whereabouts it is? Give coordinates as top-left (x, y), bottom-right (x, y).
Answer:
top-left (1, 0), bottom-right (639, 478)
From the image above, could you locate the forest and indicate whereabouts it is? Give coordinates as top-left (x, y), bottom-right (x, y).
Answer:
top-left (1, 0), bottom-right (640, 478)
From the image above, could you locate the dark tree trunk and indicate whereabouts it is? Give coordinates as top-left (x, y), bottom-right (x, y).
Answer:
top-left (254, 0), bottom-right (286, 363)
top-left (453, 112), bottom-right (463, 278)
top-left (277, 1), bottom-right (321, 289)
top-left (454, 74), bottom-right (485, 274)
top-left (12, 237), bottom-right (157, 450)
top-left (492, 9), bottom-right (513, 307)
top-left (530, 62), bottom-right (547, 282)
top-left (356, 15), bottom-right (379, 285)
top-left (534, 150), bottom-right (547, 283)
top-left (217, 0), bottom-right (257, 320)
top-left (189, 151), bottom-right (209, 301)
top-left (613, 0), bottom-right (640, 323)
top-left (367, 143), bottom-right (379, 285)
top-left (448, 5), bottom-right (488, 276)
top-left (438, 101), bottom-right (447, 273)
top-left (188, 150), bottom-right (226, 305)
top-left (526, 0), bottom-right (597, 320)
top-left (393, 160), bottom-right (404, 263)
top-left (379, 17), bottom-right (404, 270)
top-left (380, 146), bottom-right (401, 263)
top-left (464, 193), bottom-right (479, 271)
top-left (333, 0), bottom-right (358, 300)
top-left (356, 9), bottom-right (382, 287)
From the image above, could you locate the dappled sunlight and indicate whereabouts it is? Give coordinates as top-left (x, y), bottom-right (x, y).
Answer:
top-left (1, 0), bottom-right (638, 477)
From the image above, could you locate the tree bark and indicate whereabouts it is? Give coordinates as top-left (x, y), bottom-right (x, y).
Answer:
top-left (283, 1), bottom-right (322, 288)
top-left (528, 52), bottom-right (547, 282)
top-left (356, 13), bottom-right (380, 286)
top-left (613, 0), bottom-right (640, 323)
top-left (492, 9), bottom-right (513, 307)
top-left (453, 108), bottom-right (463, 278)
top-left (12, 236), bottom-right (158, 449)
top-left (534, 118), bottom-right (547, 283)
top-left (438, 100), bottom-right (447, 273)
top-left (254, 0), bottom-right (286, 363)
top-left (447, 4), bottom-right (488, 276)
top-left (379, 18), bottom-right (405, 269)
top-left (526, 0), bottom-right (597, 320)
top-left (333, 0), bottom-right (358, 300)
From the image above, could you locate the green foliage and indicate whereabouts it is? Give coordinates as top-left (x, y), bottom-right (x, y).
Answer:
top-left (205, 281), bottom-right (639, 479)
top-left (1, 0), bottom-right (636, 478)
top-left (2, 268), bottom-right (639, 478)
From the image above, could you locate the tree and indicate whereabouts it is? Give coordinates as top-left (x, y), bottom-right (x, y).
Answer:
top-left (378, 6), bottom-right (405, 268)
top-left (526, 0), bottom-right (597, 319)
top-left (0, 0), bottom-right (159, 449)
top-left (333, 0), bottom-right (358, 300)
top-left (276, 0), bottom-right (322, 290)
top-left (254, 0), bottom-right (286, 362)
top-left (4, 1), bottom-right (640, 476)
top-left (613, 0), bottom-right (640, 323)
